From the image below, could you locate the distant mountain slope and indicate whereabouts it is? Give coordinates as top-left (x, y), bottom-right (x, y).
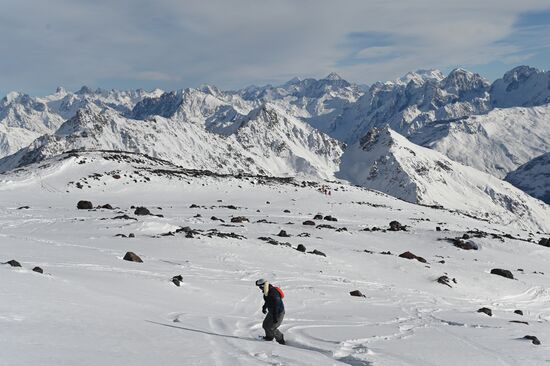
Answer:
top-left (130, 74), bottom-right (362, 134)
top-left (505, 152), bottom-right (550, 204)
top-left (409, 104), bottom-right (550, 178)
top-left (331, 68), bottom-right (491, 143)
top-left (491, 66), bottom-right (550, 108)
top-left (0, 87), bottom-right (162, 159)
top-left (0, 104), bottom-right (343, 179)
top-left (338, 127), bottom-right (550, 232)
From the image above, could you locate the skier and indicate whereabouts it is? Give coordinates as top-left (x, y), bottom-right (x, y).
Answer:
top-left (255, 278), bottom-right (285, 344)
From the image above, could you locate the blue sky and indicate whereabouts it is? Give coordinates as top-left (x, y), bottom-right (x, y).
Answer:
top-left (1, 0), bottom-right (550, 96)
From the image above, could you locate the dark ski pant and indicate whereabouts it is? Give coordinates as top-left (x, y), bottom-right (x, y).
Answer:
top-left (263, 310), bottom-right (285, 341)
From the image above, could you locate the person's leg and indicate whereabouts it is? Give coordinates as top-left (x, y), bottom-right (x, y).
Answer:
top-left (272, 311), bottom-right (285, 343)
top-left (262, 312), bottom-right (274, 340)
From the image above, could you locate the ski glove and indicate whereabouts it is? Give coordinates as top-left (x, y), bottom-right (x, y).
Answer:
top-left (262, 305), bottom-right (267, 314)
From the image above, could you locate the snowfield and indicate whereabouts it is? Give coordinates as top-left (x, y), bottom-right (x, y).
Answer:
top-left (1, 152), bottom-right (549, 365)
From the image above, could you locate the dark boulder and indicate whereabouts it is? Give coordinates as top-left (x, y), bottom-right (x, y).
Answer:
top-left (303, 220), bottom-right (316, 226)
top-left (259, 237), bottom-right (281, 246)
top-left (437, 275), bottom-right (452, 288)
top-left (277, 230), bottom-right (290, 237)
top-left (514, 310), bottom-right (524, 316)
top-left (491, 268), bottom-right (514, 279)
top-left (389, 221), bottom-right (406, 231)
top-left (538, 238), bottom-right (550, 247)
top-left (313, 214), bottom-right (323, 220)
top-left (112, 214), bottom-right (137, 220)
top-left (32, 266), bottom-right (43, 274)
top-left (399, 251), bottom-right (427, 263)
top-left (308, 249), bottom-right (326, 257)
top-left (77, 200), bottom-right (93, 210)
top-left (453, 239), bottom-right (479, 250)
top-left (436, 226), bottom-right (441, 231)
top-left (134, 207), bottom-right (151, 216)
top-left (128, 233), bottom-right (135, 238)
top-left (5, 259), bottom-right (22, 267)
top-left (477, 307), bottom-right (492, 316)
top-left (17, 206), bottom-right (30, 210)
top-left (510, 320), bottom-right (529, 325)
top-left (522, 335), bottom-right (541, 345)
top-left (317, 224), bottom-right (336, 229)
top-left (100, 204), bottom-right (113, 210)
top-left (283, 209), bottom-right (291, 213)
top-left (123, 252), bottom-right (143, 263)
top-left (296, 244), bottom-right (306, 252)
top-left (324, 215), bottom-right (337, 222)
top-left (231, 216), bottom-right (249, 223)
top-left (349, 290), bottom-right (365, 297)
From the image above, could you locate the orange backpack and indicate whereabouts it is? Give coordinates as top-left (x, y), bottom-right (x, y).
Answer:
top-left (275, 287), bottom-right (285, 299)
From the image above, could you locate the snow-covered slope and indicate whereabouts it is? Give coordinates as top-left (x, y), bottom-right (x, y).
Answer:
top-left (0, 104), bottom-right (343, 179)
top-left (231, 105), bottom-right (344, 179)
top-left (1, 152), bottom-right (549, 366)
top-left (410, 104), bottom-right (550, 178)
top-left (491, 66), bottom-right (550, 108)
top-left (505, 152), bottom-right (550, 204)
top-left (338, 127), bottom-right (550, 232)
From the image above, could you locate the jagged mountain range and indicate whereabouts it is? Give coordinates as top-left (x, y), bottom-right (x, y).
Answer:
top-left (0, 65), bottom-right (549, 229)
top-left (0, 103), bottom-right (343, 180)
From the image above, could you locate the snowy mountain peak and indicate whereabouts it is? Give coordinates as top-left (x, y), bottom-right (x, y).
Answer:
top-left (2, 91), bottom-right (27, 106)
top-left (358, 126), bottom-right (392, 151)
top-left (284, 76), bottom-right (302, 85)
top-left (241, 104), bottom-right (281, 126)
top-left (75, 86), bottom-right (94, 95)
top-left (55, 86), bottom-right (67, 95)
top-left (197, 84), bottom-right (222, 96)
top-left (490, 65), bottom-right (550, 107)
top-left (502, 65), bottom-right (540, 83)
top-left (56, 104), bottom-right (107, 136)
top-left (324, 72), bottom-right (343, 81)
top-left (442, 68), bottom-right (489, 96)
top-left (398, 69), bottom-right (445, 85)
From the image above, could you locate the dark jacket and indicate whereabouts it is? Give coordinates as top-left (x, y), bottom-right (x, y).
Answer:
top-left (262, 284), bottom-right (284, 316)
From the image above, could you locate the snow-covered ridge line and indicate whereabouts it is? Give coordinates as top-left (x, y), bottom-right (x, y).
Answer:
top-left (0, 104), bottom-right (344, 181)
top-left (338, 127), bottom-right (550, 232)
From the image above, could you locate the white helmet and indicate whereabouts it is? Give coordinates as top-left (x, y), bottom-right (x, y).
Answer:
top-left (255, 278), bottom-right (266, 287)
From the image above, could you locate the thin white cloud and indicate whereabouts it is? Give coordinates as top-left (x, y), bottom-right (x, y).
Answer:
top-left (356, 46), bottom-right (397, 60)
top-left (1, 0), bottom-right (549, 94)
